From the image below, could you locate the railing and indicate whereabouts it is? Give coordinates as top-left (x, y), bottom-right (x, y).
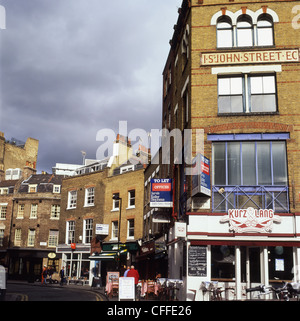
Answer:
top-left (212, 185), bottom-right (289, 213)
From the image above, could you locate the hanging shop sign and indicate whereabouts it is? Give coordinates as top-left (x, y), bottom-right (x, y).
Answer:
top-left (201, 49), bottom-right (299, 66)
top-left (220, 207), bottom-right (282, 233)
top-left (192, 154), bottom-right (211, 197)
top-left (150, 178), bottom-right (173, 207)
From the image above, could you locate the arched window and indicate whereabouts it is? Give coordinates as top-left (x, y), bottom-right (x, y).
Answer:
top-left (237, 15), bottom-right (253, 47)
top-left (217, 16), bottom-right (233, 48)
top-left (257, 14), bottom-right (274, 46)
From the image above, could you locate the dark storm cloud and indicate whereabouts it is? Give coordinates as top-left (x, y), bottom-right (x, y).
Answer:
top-left (0, 0), bottom-right (182, 172)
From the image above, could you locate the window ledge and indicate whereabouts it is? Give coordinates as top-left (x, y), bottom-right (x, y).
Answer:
top-left (218, 111), bottom-right (279, 117)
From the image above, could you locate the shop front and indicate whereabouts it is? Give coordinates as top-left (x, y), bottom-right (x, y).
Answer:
top-left (185, 209), bottom-right (300, 301)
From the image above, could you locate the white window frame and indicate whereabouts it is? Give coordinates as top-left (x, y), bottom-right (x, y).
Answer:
top-left (67, 190), bottom-right (77, 209)
top-left (66, 221), bottom-right (75, 244)
top-left (127, 190), bottom-right (135, 209)
top-left (30, 204), bottom-right (38, 219)
top-left (48, 230), bottom-right (59, 247)
top-left (27, 229), bottom-right (35, 247)
top-left (0, 203), bottom-right (7, 220)
top-left (17, 204), bottom-right (25, 219)
top-left (0, 229), bottom-right (4, 246)
top-left (53, 185), bottom-right (61, 194)
top-left (127, 219), bottom-right (134, 240)
top-left (83, 219), bottom-right (93, 244)
top-left (111, 221), bottom-right (118, 240)
top-left (84, 187), bottom-right (95, 207)
top-left (51, 204), bottom-right (60, 220)
top-left (14, 229), bottom-right (22, 246)
top-left (112, 193), bottom-right (120, 211)
top-left (28, 184), bottom-right (37, 193)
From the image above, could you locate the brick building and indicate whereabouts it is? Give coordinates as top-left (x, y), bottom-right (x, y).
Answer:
top-left (57, 136), bottom-right (146, 286)
top-left (162, 0), bottom-right (300, 300)
top-left (7, 174), bottom-right (62, 280)
top-left (0, 132), bottom-right (39, 180)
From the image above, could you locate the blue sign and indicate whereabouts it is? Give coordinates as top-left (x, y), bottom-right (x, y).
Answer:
top-left (192, 154), bottom-right (211, 197)
top-left (150, 178), bottom-right (173, 208)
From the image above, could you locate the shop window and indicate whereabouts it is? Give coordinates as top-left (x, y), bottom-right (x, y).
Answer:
top-left (211, 245), bottom-right (235, 279)
top-left (217, 16), bottom-right (233, 48)
top-left (257, 14), bottom-right (274, 46)
top-left (268, 246), bottom-right (294, 281)
top-left (218, 74), bottom-right (277, 114)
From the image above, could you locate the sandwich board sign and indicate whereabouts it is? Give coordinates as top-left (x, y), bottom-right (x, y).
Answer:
top-left (119, 277), bottom-right (135, 301)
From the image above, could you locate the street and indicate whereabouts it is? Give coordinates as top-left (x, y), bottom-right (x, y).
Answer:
top-left (4, 281), bottom-right (107, 301)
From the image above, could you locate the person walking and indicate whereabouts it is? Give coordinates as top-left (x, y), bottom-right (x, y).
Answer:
top-left (124, 266), bottom-right (130, 277)
top-left (41, 265), bottom-right (47, 285)
top-left (59, 266), bottom-right (65, 286)
top-left (127, 265), bottom-right (140, 299)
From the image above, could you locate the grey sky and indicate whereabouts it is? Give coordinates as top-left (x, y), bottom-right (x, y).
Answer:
top-left (0, 0), bottom-right (182, 172)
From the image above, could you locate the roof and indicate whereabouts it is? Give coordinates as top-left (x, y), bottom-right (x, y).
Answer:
top-left (0, 180), bottom-right (19, 188)
top-left (18, 174), bottom-right (63, 193)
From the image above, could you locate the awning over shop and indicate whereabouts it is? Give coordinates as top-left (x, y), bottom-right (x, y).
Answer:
top-left (89, 248), bottom-right (127, 260)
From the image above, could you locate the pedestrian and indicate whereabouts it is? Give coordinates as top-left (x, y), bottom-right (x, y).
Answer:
top-left (127, 264), bottom-right (140, 299)
top-left (124, 265), bottom-right (130, 277)
top-left (41, 265), bottom-right (47, 285)
top-left (60, 266), bottom-right (65, 286)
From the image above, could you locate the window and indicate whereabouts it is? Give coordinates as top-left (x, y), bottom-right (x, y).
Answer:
top-left (217, 16), bottom-right (233, 48)
top-left (112, 193), bottom-right (120, 210)
top-left (127, 219), bottom-right (134, 239)
top-left (212, 140), bottom-right (289, 212)
top-left (218, 74), bottom-right (277, 114)
top-left (17, 204), bottom-right (25, 219)
top-left (51, 205), bottom-right (60, 219)
top-left (250, 75), bottom-right (276, 112)
top-left (0, 204), bottom-right (7, 219)
top-left (237, 15), bottom-right (253, 47)
top-left (28, 229), bottom-right (35, 247)
top-left (67, 221), bottom-right (75, 244)
top-left (257, 14), bottom-right (274, 46)
top-left (0, 188), bottom-right (8, 195)
top-left (128, 190), bottom-right (135, 208)
top-left (85, 187), bottom-right (95, 206)
top-left (68, 190), bottom-right (77, 209)
top-left (84, 219), bottom-right (93, 244)
top-left (15, 229), bottom-right (22, 246)
top-left (48, 230), bottom-right (59, 247)
top-left (0, 229), bottom-right (4, 246)
top-left (30, 204), bottom-right (38, 219)
top-left (53, 185), bottom-right (61, 193)
top-left (28, 184), bottom-right (37, 193)
top-left (111, 221), bottom-right (118, 240)
top-left (218, 76), bottom-right (243, 113)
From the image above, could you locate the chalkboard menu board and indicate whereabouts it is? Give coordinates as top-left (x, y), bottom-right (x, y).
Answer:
top-left (188, 245), bottom-right (207, 277)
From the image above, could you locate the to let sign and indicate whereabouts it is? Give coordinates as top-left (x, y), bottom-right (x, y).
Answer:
top-left (201, 49), bottom-right (299, 66)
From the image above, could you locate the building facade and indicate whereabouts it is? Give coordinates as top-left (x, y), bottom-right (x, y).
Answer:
top-left (163, 0), bottom-right (300, 300)
top-left (7, 173), bottom-right (62, 280)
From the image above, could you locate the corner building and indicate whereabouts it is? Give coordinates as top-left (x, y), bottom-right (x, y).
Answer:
top-left (164, 0), bottom-right (300, 300)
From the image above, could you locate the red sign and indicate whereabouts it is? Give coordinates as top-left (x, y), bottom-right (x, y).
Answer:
top-left (71, 243), bottom-right (76, 250)
top-left (152, 183), bottom-right (172, 192)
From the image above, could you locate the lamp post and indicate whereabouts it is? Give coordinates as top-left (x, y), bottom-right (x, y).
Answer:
top-left (112, 195), bottom-right (122, 272)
